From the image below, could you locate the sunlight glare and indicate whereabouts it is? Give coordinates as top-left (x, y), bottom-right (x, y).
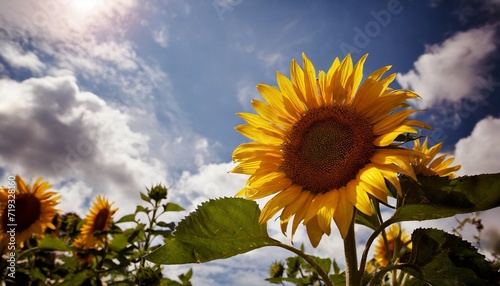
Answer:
top-left (69, 0), bottom-right (100, 14)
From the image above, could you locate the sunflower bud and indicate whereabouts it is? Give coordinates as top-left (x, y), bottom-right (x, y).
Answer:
top-left (148, 184), bottom-right (168, 201)
top-left (135, 266), bottom-right (162, 286)
top-left (269, 261), bottom-right (285, 278)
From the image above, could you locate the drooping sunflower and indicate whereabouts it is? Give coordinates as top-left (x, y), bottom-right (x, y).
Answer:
top-left (231, 53), bottom-right (429, 246)
top-left (374, 224), bottom-right (411, 268)
top-left (0, 175), bottom-right (60, 248)
top-left (410, 137), bottom-right (461, 178)
top-left (73, 195), bottom-right (117, 249)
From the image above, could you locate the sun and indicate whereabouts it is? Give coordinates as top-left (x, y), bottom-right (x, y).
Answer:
top-left (69, 0), bottom-right (101, 13)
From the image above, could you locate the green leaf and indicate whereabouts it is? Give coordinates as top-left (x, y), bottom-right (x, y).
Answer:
top-left (59, 272), bottom-right (89, 286)
top-left (140, 191), bottom-right (151, 203)
top-left (145, 197), bottom-right (280, 264)
top-left (109, 233), bottom-right (130, 252)
top-left (332, 259), bottom-right (340, 275)
top-left (136, 205), bottom-right (149, 214)
top-left (116, 213), bottom-right (136, 223)
top-left (306, 256), bottom-right (331, 276)
top-left (179, 268), bottom-right (193, 284)
top-left (267, 276), bottom-right (313, 285)
top-left (286, 256), bottom-right (301, 277)
top-left (392, 174), bottom-right (500, 223)
top-left (314, 256), bottom-right (332, 276)
top-left (355, 209), bottom-right (380, 230)
top-left (329, 273), bottom-right (346, 286)
top-left (38, 236), bottom-right (70, 251)
top-left (156, 221), bottom-right (175, 229)
top-left (406, 228), bottom-right (498, 285)
top-left (164, 202), bottom-right (185, 212)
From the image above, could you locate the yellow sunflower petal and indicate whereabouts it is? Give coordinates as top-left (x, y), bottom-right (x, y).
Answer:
top-left (346, 180), bottom-right (373, 215)
top-left (306, 215), bottom-right (324, 248)
top-left (331, 54), bottom-right (353, 104)
top-left (280, 191), bottom-right (311, 235)
top-left (256, 84), bottom-right (295, 120)
top-left (276, 71), bottom-right (306, 114)
top-left (235, 124), bottom-right (283, 145)
top-left (317, 189), bottom-right (339, 235)
top-left (259, 185), bottom-right (302, 223)
top-left (291, 191), bottom-right (314, 237)
top-left (346, 54), bottom-right (368, 102)
top-left (373, 126), bottom-right (417, 147)
top-left (302, 53), bottom-right (321, 108)
top-left (334, 187), bottom-right (354, 239)
top-left (372, 110), bottom-right (419, 135)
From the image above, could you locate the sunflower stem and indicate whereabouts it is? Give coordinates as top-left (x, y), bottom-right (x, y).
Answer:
top-left (277, 243), bottom-right (333, 286)
top-left (344, 215), bottom-right (361, 286)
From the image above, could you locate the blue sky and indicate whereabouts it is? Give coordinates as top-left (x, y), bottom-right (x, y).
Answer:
top-left (1, 0), bottom-right (500, 285)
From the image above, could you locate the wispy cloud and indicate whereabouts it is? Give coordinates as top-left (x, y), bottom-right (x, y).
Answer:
top-left (153, 25), bottom-right (170, 48)
top-left (236, 78), bottom-right (260, 108)
top-left (257, 50), bottom-right (285, 70)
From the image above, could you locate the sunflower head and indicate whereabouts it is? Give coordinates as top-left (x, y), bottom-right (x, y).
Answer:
top-left (0, 175), bottom-right (60, 249)
top-left (231, 53), bottom-right (429, 246)
top-left (374, 224), bottom-right (412, 268)
top-left (73, 195), bottom-right (117, 249)
top-left (411, 137), bottom-right (461, 178)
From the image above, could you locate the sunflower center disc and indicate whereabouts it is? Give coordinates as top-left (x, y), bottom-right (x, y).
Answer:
top-left (2, 194), bottom-right (41, 232)
top-left (282, 105), bottom-right (375, 193)
top-left (94, 209), bottom-right (110, 231)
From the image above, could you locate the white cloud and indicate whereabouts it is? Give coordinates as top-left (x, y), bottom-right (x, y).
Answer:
top-left (172, 163), bottom-right (243, 212)
top-left (0, 40), bottom-right (46, 73)
top-left (397, 26), bottom-right (497, 108)
top-left (0, 76), bottom-right (169, 217)
top-left (454, 116), bottom-right (500, 176)
top-left (236, 79), bottom-right (260, 108)
top-left (153, 25), bottom-right (170, 48)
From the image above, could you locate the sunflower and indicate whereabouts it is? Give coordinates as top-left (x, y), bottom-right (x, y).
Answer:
top-left (73, 195), bottom-right (117, 249)
top-left (231, 53), bottom-right (429, 246)
top-left (0, 175), bottom-right (60, 249)
top-left (410, 137), bottom-right (461, 178)
top-left (374, 224), bottom-right (411, 268)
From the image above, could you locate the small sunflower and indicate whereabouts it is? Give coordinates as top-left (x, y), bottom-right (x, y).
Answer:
top-left (0, 175), bottom-right (60, 248)
top-left (73, 195), bottom-right (117, 249)
top-left (374, 224), bottom-right (411, 268)
top-left (411, 137), bottom-right (461, 178)
top-left (231, 53), bottom-right (429, 246)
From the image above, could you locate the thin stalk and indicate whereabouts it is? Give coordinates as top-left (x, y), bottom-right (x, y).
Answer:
top-left (344, 216), bottom-right (361, 286)
top-left (359, 218), bottom-right (394, 275)
top-left (367, 263), bottom-right (413, 286)
top-left (141, 200), bottom-right (159, 267)
top-left (277, 243), bottom-right (333, 286)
